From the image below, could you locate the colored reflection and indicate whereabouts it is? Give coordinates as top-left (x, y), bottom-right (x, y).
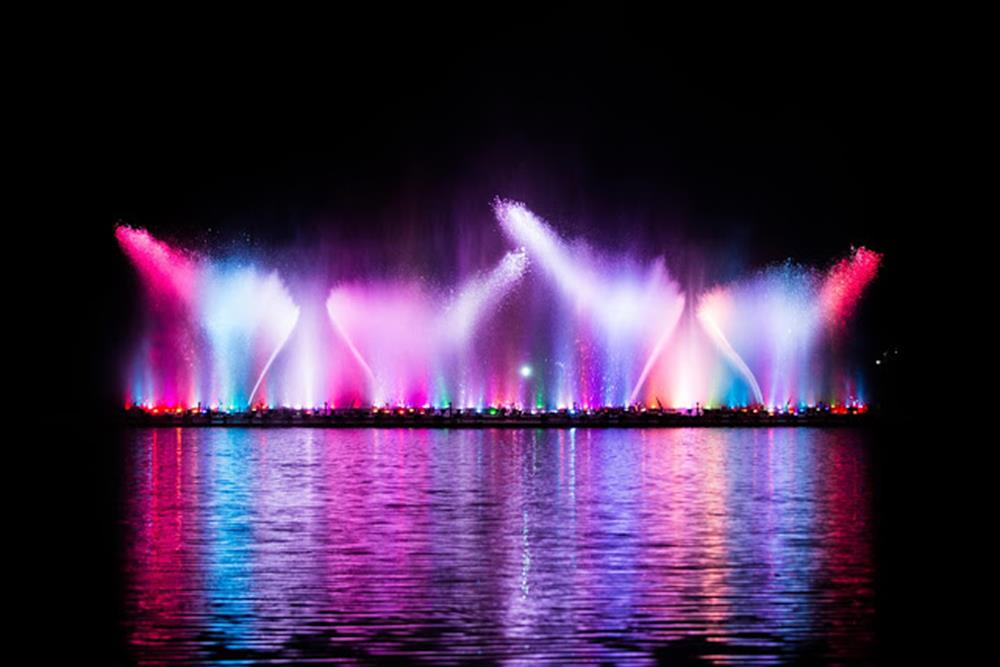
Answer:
top-left (122, 427), bottom-right (875, 664)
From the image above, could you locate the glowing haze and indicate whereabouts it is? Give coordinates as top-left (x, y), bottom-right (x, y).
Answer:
top-left (116, 201), bottom-right (881, 411)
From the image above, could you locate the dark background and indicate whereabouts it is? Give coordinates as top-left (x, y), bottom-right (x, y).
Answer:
top-left (51, 16), bottom-right (937, 663)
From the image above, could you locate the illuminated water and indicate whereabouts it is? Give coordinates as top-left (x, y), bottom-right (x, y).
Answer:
top-left (115, 204), bottom-right (881, 412)
top-left (120, 428), bottom-right (878, 664)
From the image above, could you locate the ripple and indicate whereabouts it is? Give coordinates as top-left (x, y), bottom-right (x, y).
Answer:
top-left (120, 427), bottom-right (876, 664)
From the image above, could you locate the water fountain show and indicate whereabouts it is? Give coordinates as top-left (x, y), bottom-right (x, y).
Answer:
top-left (116, 200), bottom-right (880, 427)
top-left (70, 24), bottom-right (925, 665)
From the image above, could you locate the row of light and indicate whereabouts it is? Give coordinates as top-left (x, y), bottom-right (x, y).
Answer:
top-left (128, 401), bottom-right (868, 416)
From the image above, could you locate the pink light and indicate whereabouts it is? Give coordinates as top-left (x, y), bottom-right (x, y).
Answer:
top-left (819, 247), bottom-right (882, 328)
top-left (114, 225), bottom-right (198, 304)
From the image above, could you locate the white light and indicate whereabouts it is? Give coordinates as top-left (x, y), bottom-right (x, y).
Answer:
top-left (520, 364), bottom-right (533, 378)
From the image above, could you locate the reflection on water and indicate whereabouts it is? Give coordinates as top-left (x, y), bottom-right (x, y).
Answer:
top-left (121, 428), bottom-right (875, 664)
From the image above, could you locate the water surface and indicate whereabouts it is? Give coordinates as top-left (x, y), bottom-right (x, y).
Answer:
top-left (120, 428), bottom-right (876, 664)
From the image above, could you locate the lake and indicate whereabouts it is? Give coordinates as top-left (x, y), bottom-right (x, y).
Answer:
top-left (119, 427), bottom-right (877, 664)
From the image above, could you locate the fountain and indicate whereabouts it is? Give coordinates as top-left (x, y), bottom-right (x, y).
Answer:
top-left (116, 201), bottom-right (880, 423)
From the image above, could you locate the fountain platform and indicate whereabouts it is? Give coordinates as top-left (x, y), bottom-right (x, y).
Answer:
top-left (124, 406), bottom-right (871, 428)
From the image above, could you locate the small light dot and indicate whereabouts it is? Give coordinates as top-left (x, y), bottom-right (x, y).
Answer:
top-left (520, 365), bottom-right (533, 378)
